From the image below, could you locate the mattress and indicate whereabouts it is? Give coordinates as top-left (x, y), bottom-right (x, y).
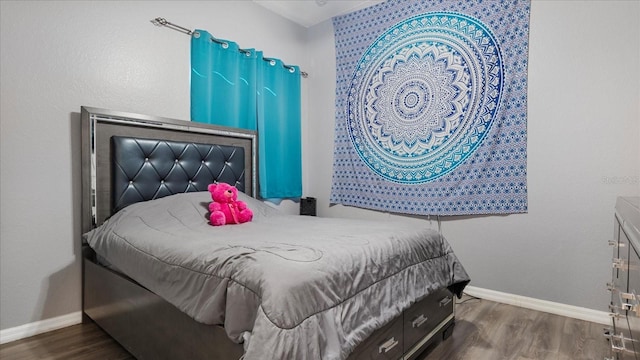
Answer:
top-left (84, 191), bottom-right (469, 360)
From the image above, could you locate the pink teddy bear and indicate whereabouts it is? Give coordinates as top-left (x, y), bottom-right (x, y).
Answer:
top-left (208, 183), bottom-right (253, 226)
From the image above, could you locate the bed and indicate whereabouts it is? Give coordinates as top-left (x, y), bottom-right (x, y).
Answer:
top-left (80, 106), bottom-right (470, 360)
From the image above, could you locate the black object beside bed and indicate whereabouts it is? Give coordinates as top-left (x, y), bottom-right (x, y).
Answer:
top-left (80, 106), bottom-right (469, 360)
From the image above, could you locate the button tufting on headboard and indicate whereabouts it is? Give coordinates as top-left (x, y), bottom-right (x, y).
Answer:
top-left (112, 136), bottom-right (245, 213)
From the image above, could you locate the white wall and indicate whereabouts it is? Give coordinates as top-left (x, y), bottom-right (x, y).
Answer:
top-left (0, 0), bottom-right (307, 331)
top-left (306, 0), bottom-right (640, 312)
top-left (1, 0), bottom-right (639, 335)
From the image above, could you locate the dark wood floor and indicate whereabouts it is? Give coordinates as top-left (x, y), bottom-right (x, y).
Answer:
top-left (1, 295), bottom-right (611, 360)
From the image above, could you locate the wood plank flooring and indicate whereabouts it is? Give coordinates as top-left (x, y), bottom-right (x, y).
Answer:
top-left (419, 296), bottom-right (610, 360)
top-left (0, 321), bottom-right (133, 360)
top-left (1, 295), bottom-right (611, 360)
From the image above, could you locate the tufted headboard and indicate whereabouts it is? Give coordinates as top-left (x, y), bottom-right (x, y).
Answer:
top-left (111, 136), bottom-right (248, 213)
top-left (81, 107), bottom-right (256, 233)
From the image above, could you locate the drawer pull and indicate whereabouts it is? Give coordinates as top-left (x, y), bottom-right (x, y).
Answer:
top-left (613, 257), bottom-right (627, 270)
top-left (606, 331), bottom-right (638, 353)
top-left (609, 240), bottom-right (625, 248)
top-left (604, 331), bottom-right (625, 352)
top-left (619, 290), bottom-right (640, 316)
top-left (608, 311), bottom-right (623, 319)
top-left (411, 314), bottom-right (428, 328)
top-left (378, 337), bottom-right (398, 354)
top-left (439, 296), bottom-right (452, 307)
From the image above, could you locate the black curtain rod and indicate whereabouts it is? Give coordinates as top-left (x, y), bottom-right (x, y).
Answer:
top-left (151, 17), bottom-right (309, 78)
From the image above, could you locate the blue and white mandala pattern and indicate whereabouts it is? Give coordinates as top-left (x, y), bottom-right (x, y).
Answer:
top-left (331, 0), bottom-right (529, 215)
top-left (347, 12), bottom-right (504, 183)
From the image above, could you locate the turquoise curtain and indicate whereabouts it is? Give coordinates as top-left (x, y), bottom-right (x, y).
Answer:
top-left (191, 30), bottom-right (257, 130)
top-left (257, 59), bottom-right (302, 199)
top-left (190, 30), bottom-right (302, 199)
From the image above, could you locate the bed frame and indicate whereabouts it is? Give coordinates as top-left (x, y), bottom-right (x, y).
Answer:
top-left (80, 106), bottom-right (456, 360)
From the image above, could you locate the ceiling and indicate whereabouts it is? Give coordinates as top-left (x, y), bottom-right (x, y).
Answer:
top-left (252, 0), bottom-right (384, 28)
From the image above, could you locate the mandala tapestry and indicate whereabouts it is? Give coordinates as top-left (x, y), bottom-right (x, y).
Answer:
top-left (331, 0), bottom-right (530, 215)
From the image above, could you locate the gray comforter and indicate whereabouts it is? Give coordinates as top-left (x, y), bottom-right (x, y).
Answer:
top-left (84, 191), bottom-right (469, 360)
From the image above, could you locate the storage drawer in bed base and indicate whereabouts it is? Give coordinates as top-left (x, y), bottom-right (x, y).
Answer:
top-left (346, 313), bottom-right (454, 360)
top-left (346, 288), bottom-right (456, 360)
top-left (404, 314), bottom-right (454, 360)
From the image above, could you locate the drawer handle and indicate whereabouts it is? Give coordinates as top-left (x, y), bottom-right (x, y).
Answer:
top-left (609, 311), bottom-right (623, 319)
top-left (609, 240), bottom-right (625, 248)
top-left (611, 332), bottom-right (627, 352)
top-left (439, 296), bottom-right (452, 307)
top-left (411, 314), bottom-right (428, 328)
top-left (619, 290), bottom-right (640, 316)
top-left (613, 258), bottom-right (629, 271)
top-left (378, 337), bottom-right (398, 354)
top-left (605, 330), bottom-right (639, 354)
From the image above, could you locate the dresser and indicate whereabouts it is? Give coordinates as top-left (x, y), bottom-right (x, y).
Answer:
top-left (607, 196), bottom-right (640, 359)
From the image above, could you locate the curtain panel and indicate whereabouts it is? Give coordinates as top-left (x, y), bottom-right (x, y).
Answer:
top-left (191, 30), bottom-right (302, 200)
top-left (257, 58), bottom-right (302, 200)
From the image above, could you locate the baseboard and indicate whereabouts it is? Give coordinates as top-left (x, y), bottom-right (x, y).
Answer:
top-left (464, 286), bottom-right (610, 325)
top-left (0, 311), bottom-right (83, 345)
top-left (0, 287), bottom-right (611, 344)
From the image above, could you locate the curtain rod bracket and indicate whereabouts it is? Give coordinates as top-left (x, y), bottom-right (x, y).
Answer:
top-left (150, 17), bottom-right (308, 78)
top-left (151, 17), bottom-right (192, 35)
